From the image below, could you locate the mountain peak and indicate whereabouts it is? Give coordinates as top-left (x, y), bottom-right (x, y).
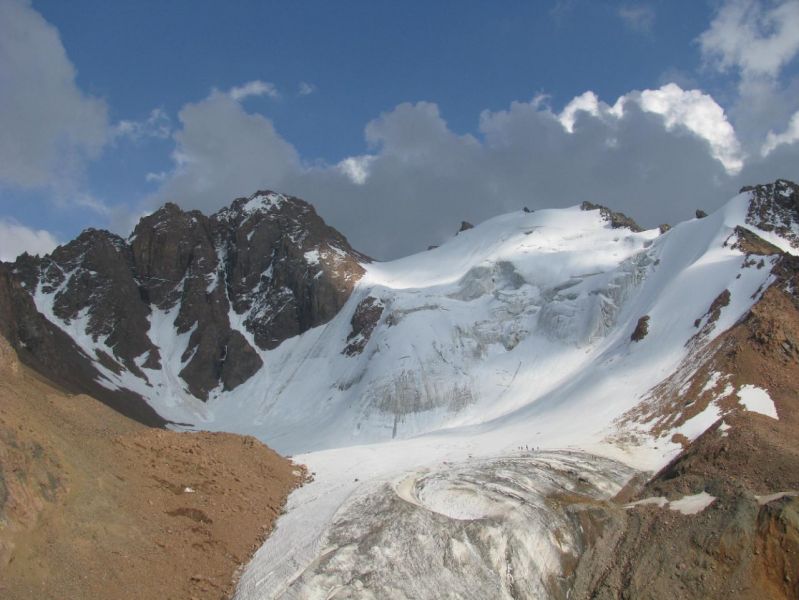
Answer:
top-left (2, 189), bottom-right (369, 411)
top-left (217, 190), bottom-right (312, 224)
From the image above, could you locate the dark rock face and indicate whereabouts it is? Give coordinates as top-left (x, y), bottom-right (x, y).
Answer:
top-left (745, 179), bottom-right (799, 251)
top-left (43, 229), bottom-right (156, 377)
top-left (580, 201), bottom-right (643, 232)
top-left (343, 296), bottom-right (385, 356)
top-left (216, 193), bottom-right (368, 350)
top-left (130, 203), bottom-right (214, 309)
top-left (1, 191), bottom-right (369, 419)
top-left (129, 202), bottom-right (264, 399)
top-left (457, 221), bottom-right (474, 233)
top-left (630, 315), bottom-right (650, 342)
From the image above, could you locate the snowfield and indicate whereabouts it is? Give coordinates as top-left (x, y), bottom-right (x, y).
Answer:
top-left (30, 189), bottom-right (793, 598)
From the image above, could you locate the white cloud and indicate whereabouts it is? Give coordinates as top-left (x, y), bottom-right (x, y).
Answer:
top-left (559, 91), bottom-right (601, 132)
top-left (699, 0), bottom-right (799, 79)
top-left (229, 80), bottom-right (279, 101)
top-left (557, 84), bottom-right (743, 174)
top-left (0, 219), bottom-right (58, 261)
top-left (71, 191), bottom-right (111, 215)
top-left (113, 108), bottom-right (172, 142)
top-left (141, 81), bottom-right (794, 259)
top-left (0, 0), bottom-right (109, 190)
top-left (635, 84), bottom-right (744, 173)
top-left (618, 5), bottom-right (656, 33)
top-left (696, 0), bottom-right (799, 157)
top-left (151, 91), bottom-right (299, 207)
top-left (337, 156), bottom-right (374, 185)
top-left (298, 81), bottom-right (317, 96)
top-left (363, 101), bottom-right (481, 163)
top-left (762, 110), bottom-right (799, 155)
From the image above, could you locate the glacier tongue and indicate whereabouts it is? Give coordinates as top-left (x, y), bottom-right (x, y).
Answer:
top-left (237, 451), bottom-right (636, 600)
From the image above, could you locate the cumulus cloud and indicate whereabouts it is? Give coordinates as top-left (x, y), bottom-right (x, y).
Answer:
top-left (558, 84), bottom-right (743, 173)
top-left (617, 5), bottom-right (656, 33)
top-left (0, 0), bottom-right (109, 191)
top-left (697, 0), bottom-right (799, 155)
top-left (143, 82), bottom-right (770, 259)
top-left (337, 156), bottom-right (374, 185)
top-left (152, 91), bottom-right (300, 207)
top-left (699, 0), bottom-right (799, 79)
top-left (558, 91), bottom-right (601, 133)
top-left (634, 84), bottom-right (744, 173)
top-left (0, 219), bottom-right (59, 261)
top-left (229, 80), bottom-right (279, 101)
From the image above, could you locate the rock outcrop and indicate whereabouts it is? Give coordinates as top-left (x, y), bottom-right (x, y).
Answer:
top-left (343, 296), bottom-right (385, 356)
top-left (630, 315), bottom-right (650, 342)
top-left (580, 201), bottom-right (643, 232)
top-left (745, 179), bottom-right (799, 250)
top-left (457, 221), bottom-right (474, 233)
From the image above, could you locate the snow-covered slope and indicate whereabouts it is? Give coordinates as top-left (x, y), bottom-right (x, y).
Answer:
top-left (86, 188), bottom-right (775, 461)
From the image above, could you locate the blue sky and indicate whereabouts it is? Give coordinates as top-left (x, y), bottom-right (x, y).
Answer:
top-left (1, 0), bottom-right (799, 259)
top-left (39, 0), bottom-right (713, 157)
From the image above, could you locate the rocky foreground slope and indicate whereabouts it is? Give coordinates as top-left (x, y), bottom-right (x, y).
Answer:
top-left (0, 335), bottom-right (303, 600)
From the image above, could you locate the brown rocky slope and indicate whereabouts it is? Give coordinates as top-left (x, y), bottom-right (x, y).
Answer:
top-left (0, 335), bottom-right (304, 600)
top-left (569, 194), bottom-right (799, 599)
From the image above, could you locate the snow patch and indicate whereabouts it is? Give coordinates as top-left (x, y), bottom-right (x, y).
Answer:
top-left (701, 371), bottom-right (723, 394)
top-left (669, 492), bottom-right (716, 515)
top-left (756, 491), bottom-right (799, 505)
top-left (626, 492), bottom-right (716, 515)
top-left (303, 249), bottom-right (321, 266)
top-left (737, 384), bottom-right (778, 419)
top-left (243, 192), bottom-right (285, 215)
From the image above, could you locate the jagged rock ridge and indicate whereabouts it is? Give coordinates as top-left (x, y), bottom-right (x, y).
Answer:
top-left (4, 191), bottom-right (368, 413)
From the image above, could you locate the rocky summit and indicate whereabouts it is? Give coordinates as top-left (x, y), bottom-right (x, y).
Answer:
top-left (2, 191), bottom-right (367, 420)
